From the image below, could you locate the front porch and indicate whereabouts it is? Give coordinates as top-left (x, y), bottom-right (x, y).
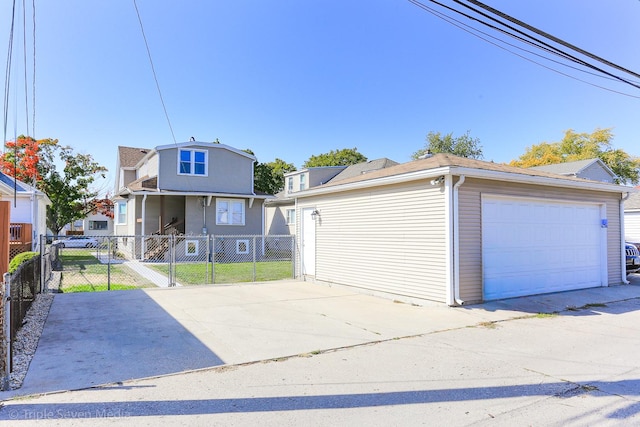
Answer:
top-left (9, 223), bottom-right (33, 260)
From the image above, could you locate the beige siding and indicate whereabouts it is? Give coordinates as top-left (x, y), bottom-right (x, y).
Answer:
top-left (298, 181), bottom-right (448, 302)
top-left (626, 212), bottom-right (640, 242)
top-left (457, 178), bottom-right (623, 303)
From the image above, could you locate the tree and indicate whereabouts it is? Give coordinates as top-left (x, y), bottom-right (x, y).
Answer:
top-left (412, 131), bottom-right (483, 160)
top-left (0, 135), bottom-right (58, 183)
top-left (243, 149), bottom-right (296, 194)
top-left (303, 148), bottom-right (367, 168)
top-left (509, 128), bottom-right (640, 185)
top-left (1, 136), bottom-right (109, 234)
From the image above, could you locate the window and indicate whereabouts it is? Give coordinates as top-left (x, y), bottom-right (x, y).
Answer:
top-left (186, 240), bottom-right (199, 256)
top-left (287, 177), bottom-right (293, 192)
top-left (178, 149), bottom-right (207, 176)
top-left (89, 221), bottom-right (108, 230)
top-left (236, 239), bottom-right (249, 255)
top-left (116, 202), bottom-right (127, 225)
top-left (299, 174), bottom-right (306, 191)
top-left (216, 199), bottom-right (245, 225)
top-left (286, 209), bottom-right (295, 225)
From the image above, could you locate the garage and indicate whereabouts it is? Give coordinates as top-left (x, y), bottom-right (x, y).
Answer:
top-left (482, 195), bottom-right (605, 300)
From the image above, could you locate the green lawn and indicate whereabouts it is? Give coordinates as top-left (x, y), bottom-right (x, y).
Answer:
top-left (59, 253), bottom-right (156, 291)
top-left (148, 261), bottom-right (293, 285)
top-left (63, 284), bottom-right (139, 293)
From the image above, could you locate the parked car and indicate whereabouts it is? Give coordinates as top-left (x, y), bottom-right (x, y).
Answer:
top-left (52, 236), bottom-right (99, 248)
top-left (627, 242), bottom-right (640, 275)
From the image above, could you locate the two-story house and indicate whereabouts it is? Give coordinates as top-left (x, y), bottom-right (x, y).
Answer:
top-left (114, 141), bottom-right (270, 259)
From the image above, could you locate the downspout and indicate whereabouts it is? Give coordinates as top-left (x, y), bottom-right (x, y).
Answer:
top-left (621, 192), bottom-right (630, 285)
top-left (141, 194), bottom-right (148, 256)
top-left (453, 175), bottom-right (466, 305)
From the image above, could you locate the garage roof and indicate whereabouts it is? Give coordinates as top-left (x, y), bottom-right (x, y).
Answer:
top-left (294, 153), bottom-right (632, 197)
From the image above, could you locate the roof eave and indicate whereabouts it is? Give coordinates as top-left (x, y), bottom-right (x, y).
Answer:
top-left (292, 166), bottom-right (633, 198)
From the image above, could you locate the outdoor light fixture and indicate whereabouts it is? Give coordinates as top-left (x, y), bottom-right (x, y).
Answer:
top-left (311, 209), bottom-right (320, 220)
top-left (430, 176), bottom-right (445, 186)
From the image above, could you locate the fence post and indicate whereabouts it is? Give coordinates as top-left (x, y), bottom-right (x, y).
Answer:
top-left (2, 275), bottom-right (11, 390)
top-left (214, 234), bottom-right (216, 284)
top-left (169, 235), bottom-right (175, 287)
top-left (40, 235), bottom-right (44, 294)
top-left (107, 237), bottom-right (112, 291)
top-left (252, 236), bottom-right (257, 282)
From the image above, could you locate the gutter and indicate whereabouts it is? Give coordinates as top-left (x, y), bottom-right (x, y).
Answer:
top-left (621, 192), bottom-right (631, 285)
top-left (453, 175), bottom-right (466, 305)
top-left (293, 166), bottom-right (630, 199)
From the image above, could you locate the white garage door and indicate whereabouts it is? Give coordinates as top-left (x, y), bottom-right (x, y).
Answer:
top-left (482, 195), bottom-right (605, 300)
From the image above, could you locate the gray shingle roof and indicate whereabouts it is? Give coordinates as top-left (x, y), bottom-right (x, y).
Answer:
top-left (316, 153), bottom-right (621, 189)
top-left (0, 171), bottom-right (27, 192)
top-left (118, 146), bottom-right (151, 168)
top-left (626, 191), bottom-right (640, 211)
top-left (530, 158), bottom-right (614, 178)
top-left (328, 158), bottom-right (399, 183)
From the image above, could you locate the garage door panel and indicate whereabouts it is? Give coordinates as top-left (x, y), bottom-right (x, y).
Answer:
top-left (482, 196), bottom-right (604, 301)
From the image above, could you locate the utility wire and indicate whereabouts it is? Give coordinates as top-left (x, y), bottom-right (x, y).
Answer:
top-left (461, 0), bottom-right (640, 80)
top-left (22, 0), bottom-right (29, 135)
top-left (31, 0), bottom-right (36, 139)
top-left (407, 0), bottom-right (640, 99)
top-left (447, 0), bottom-right (640, 89)
top-left (407, 0), bottom-right (640, 93)
top-left (133, 0), bottom-right (176, 144)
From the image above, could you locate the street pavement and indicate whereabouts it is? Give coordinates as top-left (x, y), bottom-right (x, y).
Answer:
top-left (1, 276), bottom-right (640, 425)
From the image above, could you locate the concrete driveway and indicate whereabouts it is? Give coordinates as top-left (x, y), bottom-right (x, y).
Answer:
top-left (5, 277), bottom-right (640, 398)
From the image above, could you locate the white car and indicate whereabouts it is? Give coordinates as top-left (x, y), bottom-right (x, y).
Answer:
top-left (52, 236), bottom-right (99, 248)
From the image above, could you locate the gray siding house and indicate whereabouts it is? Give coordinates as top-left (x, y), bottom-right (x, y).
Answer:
top-left (291, 154), bottom-right (630, 305)
top-left (531, 158), bottom-right (617, 183)
top-left (625, 191), bottom-right (640, 243)
top-left (114, 141), bottom-right (269, 258)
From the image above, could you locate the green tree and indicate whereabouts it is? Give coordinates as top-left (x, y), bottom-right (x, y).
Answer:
top-left (510, 128), bottom-right (640, 185)
top-left (243, 149), bottom-right (296, 194)
top-left (41, 146), bottom-right (108, 234)
top-left (412, 131), bottom-right (483, 160)
top-left (303, 148), bottom-right (367, 168)
top-left (3, 136), bottom-right (109, 234)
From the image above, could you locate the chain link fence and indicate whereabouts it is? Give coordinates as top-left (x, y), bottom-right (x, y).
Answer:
top-left (43, 234), bottom-right (295, 291)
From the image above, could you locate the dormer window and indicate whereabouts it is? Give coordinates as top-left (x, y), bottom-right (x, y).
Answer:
top-left (299, 174), bottom-right (306, 191)
top-left (178, 149), bottom-right (207, 176)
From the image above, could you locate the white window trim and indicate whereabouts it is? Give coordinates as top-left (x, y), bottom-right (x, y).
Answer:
top-left (185, 240), bottom-right (199, 256)
top-left (286, 209), bottom-right (296, 225)
top-left (115, 202), bottom-right (127, 225)
top-left (178, 148), bottom-right (208, 177)
top-left (236, 239), bottom-right (250, 255)
top-left (299, 174), bottom-right (306, 191)
top-left (216, 198), bottom-right (246, 226)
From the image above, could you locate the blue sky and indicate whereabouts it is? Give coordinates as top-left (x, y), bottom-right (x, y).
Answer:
top-left (2, 1), bottom-right (639, 195)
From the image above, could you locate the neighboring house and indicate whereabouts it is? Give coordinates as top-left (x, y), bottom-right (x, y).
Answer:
top-left (0, 170), bottom-right (50, 253)
top-left (265, 159), bottom-right (398, 235)
top-left (290, 153), bottom-right (630, 305)
top-left (530, 158), bottom-right (617, 183)
top-left (83, 210), bottom-right (114, 237)
top-left (625, 190), bottom-right (640, 243)
top-left (114, 141), bottom-right (270, 259)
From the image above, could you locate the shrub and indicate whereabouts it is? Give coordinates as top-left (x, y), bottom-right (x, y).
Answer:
top-left (8, 251), bottom-right (39, 274)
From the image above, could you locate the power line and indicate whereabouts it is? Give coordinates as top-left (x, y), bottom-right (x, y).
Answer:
top-left (407, 0), bottom-right (640, 94)
top-left (461, 0), bottom-right (640, 80)
top-left (407, 0), bottom-right (640, 99)
top-left (133, 0), bottom-right (177, 144)
top-left (451, 0), bottom-right (640, 89)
